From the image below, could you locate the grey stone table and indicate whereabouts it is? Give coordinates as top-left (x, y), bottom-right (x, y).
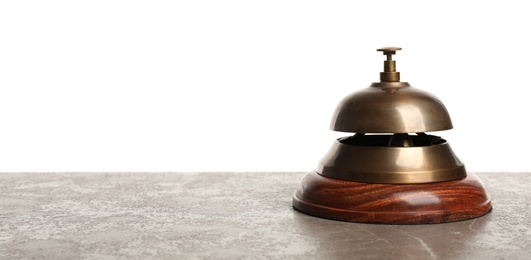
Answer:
top-left (0, 172), bottom-right (529, 259)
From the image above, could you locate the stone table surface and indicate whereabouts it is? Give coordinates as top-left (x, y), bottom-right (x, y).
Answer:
top-left (0, 172), bottom-right (529, 259)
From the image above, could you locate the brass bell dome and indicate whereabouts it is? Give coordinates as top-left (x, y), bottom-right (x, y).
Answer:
top-left (330, 47), bottom-right (453, 133)
top-left (330, 83), bottom-right (453, 133)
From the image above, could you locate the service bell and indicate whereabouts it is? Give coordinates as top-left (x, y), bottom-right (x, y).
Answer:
top-left (293, 47), bottom-right (492, 224)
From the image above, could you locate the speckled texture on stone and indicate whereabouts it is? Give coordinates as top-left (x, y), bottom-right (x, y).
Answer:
top-left (0, 172), bottom-right (529, 259)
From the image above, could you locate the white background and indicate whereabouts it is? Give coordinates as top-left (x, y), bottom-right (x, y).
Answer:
top-left (0, 1), bottom-right (530, 172)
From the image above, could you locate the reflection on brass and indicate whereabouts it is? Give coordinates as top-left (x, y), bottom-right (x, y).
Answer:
top-left (317, 134), bottom-right (467, 184)
top-left (330, 83), bottom-right (453, 133)
top-left (388, 133), bottom-right (414, 147)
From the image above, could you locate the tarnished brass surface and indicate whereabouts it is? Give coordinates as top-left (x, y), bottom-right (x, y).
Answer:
top-left (317, 136), bottom-right (467, 184)
top-left (330, 83), bottom-right (453, 133)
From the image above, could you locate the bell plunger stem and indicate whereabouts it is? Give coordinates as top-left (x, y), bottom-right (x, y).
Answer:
top-left (377, 47), bottom-right (401, 82)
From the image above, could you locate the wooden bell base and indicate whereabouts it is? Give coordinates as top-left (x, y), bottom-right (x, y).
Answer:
top-left (293, 171), bottom-right (492, 224)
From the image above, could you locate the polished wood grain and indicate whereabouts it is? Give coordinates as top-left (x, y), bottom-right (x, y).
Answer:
top-left (293, 171), bottom-right (492, 224)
